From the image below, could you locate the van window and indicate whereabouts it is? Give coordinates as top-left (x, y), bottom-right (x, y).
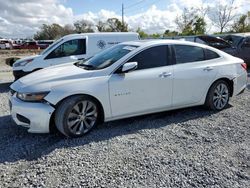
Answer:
top-left (45, 39), bottom-right (86, 59)
top-left (41, 38), bottom-right (63, 55)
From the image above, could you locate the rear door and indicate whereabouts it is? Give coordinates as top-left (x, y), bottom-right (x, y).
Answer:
top-left (109, 45), bottom-right (173, 118)
top-left (172, 45), bottom-right (219, 107)
top-left (43, 38), bottom-right (87, 67)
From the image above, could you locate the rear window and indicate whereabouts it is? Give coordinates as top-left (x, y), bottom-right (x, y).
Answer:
top-left (205, 49), bottom-right (220, 60)
top-left (174, 45), bottom-right (205, 64)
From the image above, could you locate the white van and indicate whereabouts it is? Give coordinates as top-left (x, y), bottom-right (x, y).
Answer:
top-left (0, 39), bottom-right (11, 49)
top-left (12, 32), bottom-right (139, 80)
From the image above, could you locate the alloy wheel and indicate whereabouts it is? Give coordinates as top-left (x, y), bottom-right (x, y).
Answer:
top-left (213, 83), bottom-right (229, 110)
top-left (67, 101), bottom-right (97, 135)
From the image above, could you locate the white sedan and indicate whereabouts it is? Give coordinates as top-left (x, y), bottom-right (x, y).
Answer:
top-left (9, 40), bottom-right (248, 137)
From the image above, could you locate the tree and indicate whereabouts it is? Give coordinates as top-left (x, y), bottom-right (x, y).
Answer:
top-left (63, 24), bottom-right (75, 35)
top-left (193, 16), bottom-right (206, 35)
top-left (175, 8), bottom-right (207, 35)
top-left (96, 21), bottom-right (107, 32)
top-left (148, 33), bottom-right (161, 38)
top-left (210, 0), bottom-right (238, 33)
top-left (34, 23), bottom-right (76, 40)
top-left (175, 8), bottom-right (193, 35)
top-left (163, 30), bottom-right (179, 37)
top-left (34, 23), bottom-right (65, 40)
top-left (106, 18), bottom-right (128, 32)
top-left (231, 13), bottom-right (250, 33)
top-left (96, 19), bottom-right (129, 32)
top-left (136, 28), bottom-right (148, 38)
top-left (74, 20), bottom-right (94, 33)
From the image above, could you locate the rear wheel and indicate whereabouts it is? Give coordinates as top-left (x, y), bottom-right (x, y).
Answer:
top-left (205, 80), bottom-right (230, 111)
top-left (55, 96), bottom-right (100, 137)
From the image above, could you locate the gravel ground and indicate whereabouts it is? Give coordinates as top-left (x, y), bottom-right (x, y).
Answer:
top-left (0, 78), bottom-right (249, 187)
top-left (0, 72), bottom-right (14, 83)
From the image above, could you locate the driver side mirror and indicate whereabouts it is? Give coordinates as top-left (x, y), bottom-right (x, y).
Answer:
top-left (120, 62), bottom-right (138, 73)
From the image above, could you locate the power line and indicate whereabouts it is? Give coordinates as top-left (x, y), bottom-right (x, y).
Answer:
top-left (124, 0), bottom-right (163, 14)
top-left (124, 0), bottom-right (147, 9)
top-left (119, 0), bottom-right (163, 29)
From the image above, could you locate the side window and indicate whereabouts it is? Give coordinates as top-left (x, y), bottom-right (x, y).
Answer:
top-left (242, 37), bottom-right (250, 48)
top-left (224, 36), bottom-right (233, 45)
top-left (205, 49), bottom-right (220, 60)
top-left (128, 46), bottom-right (168, 70)
top-left (46, 39), bottom-right (86, 59)
top-left (195, 37), bottom-right (206, 44)
top-left (185, 37), bottom-right (195, 42)
top-left (174, 45), bottom-right (205, 64)
top-left (209, 40), bottom-right (231, 49)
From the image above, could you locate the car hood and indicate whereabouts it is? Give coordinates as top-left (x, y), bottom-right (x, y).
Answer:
top-left (15, 55), bottom-right (40, 63)
top-left (11, 63), bottom-right (95, 93)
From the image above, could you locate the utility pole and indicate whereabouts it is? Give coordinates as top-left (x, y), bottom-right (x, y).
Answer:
top-left (122, 3), bottom-right (124, 31)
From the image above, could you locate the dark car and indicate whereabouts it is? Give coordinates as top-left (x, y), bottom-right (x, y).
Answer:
top-left (20, 41), bottom-right (40, 49)
top-left (164, 35), bottom-right (236, 56)
top-left (37, 40), bottom-right (54, 49)
top-left (195, 35), bottom-right (236, 55)
top-left (223, 33), bottom-right (250, 66)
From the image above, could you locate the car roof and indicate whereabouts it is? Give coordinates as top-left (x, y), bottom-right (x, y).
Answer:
top-left (121, 39), bottom-right (212, 48)
top-left (227, 33), bottom-right (250, 37)
top-left (62, 32), bottom-right (138, 40)
top-left (121, 39), bottom-right (233, 59)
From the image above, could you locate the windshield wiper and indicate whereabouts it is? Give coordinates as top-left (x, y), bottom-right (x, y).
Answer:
top-left (77, 63), bottom-right (96, 70)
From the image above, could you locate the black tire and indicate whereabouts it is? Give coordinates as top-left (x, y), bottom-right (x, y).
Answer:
top-left (205, 80), bottom-right (230, 111)
top-left (55, 95), bottom-right (100, 138)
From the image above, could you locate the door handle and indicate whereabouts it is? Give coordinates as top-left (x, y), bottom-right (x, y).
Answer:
top-left (159, 72), bottom-right (172, 78)
top-left (203, 66), bottom-right (213, 71)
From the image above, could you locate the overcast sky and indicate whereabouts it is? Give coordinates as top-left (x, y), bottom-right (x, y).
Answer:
top-left (0, 0), bottom-right (250, 38)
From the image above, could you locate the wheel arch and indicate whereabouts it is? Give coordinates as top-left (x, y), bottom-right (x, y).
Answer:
top-left (207, 77), bottom-right (234, 98)
top-left (49, 94), bottom-right (105, 133)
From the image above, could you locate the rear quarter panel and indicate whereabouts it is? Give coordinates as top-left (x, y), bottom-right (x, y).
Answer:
top-left (212, 57), bottom-right (247, 96)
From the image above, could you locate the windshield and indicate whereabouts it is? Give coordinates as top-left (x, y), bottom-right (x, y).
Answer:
top-left (198, 36), bottom-right (231, 49)
top-left (40, 38), bottom-right (63, 55)
top-left (78, 44), bottom-right (138, 70)
top-left (223, 35), bottom-right (243, 47)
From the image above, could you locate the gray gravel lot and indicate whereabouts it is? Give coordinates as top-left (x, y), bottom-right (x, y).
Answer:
top-left (0, 77), bottom-right (249, 187)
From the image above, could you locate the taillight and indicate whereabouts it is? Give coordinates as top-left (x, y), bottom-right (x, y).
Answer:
top-left (241, 63), bottom-right (247, 71)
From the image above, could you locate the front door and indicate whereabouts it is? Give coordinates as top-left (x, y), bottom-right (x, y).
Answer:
top-left (43, 38), bottom-right (86, 67)
top-left (109, 45), bottom-right (173, 118)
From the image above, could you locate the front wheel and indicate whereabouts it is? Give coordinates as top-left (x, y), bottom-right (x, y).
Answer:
top-left (205, 80), bottom-right (230, 111)
top-left (55, 96), bottom-right (100, 137)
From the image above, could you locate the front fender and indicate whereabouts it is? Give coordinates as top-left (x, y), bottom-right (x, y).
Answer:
top-left (44, 77), bottom-right (112, 120)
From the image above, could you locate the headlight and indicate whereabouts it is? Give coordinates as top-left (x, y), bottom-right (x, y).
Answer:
top-left (14, 59), bottom-right (33, 67)
top-left (17, 92), bottom-right (49, 102)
